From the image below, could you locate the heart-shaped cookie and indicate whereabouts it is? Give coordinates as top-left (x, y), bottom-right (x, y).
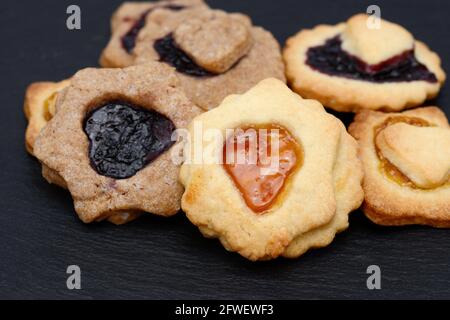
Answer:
top-left (341, 14), bottom-right (414, 66)
top-left (173, 11), bottom-right (253, 73)
top-left (223, 125), bottom-right (302, 213)
top-left (376, 122), bottom-right (450, 188)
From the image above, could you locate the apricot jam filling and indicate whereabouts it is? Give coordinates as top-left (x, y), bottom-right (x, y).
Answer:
top-left (43, 92), bottom-right (58, 122)
top-left (223, 125), bottom-right (303, 214)
top-left (374, 116), bottom-right (432, 188)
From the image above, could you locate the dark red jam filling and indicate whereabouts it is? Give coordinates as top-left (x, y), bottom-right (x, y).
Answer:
top-left (306, 36), bottom-right (437, 83)
top-left (121, 4), bottom-right (185, 53)
top-left (84, 102), bottom-right (176, 179)
top-left (154, 33), bottom-right (215, 77)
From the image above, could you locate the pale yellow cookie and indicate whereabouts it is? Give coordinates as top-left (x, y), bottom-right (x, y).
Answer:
top-left (24, 79), bottom-right (71, 155)
top-left (349, 107), bottom-right (450, 227)
top-left (283, 14), bottom-right (446, 112)
top-left (179, 78), bottom-right (363, 260)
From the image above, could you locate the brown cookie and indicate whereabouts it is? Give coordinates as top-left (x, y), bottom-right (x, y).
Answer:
top-left (133, 7), bottom-right (285, 110)
top-left (33, 63), bottom-right (203, 224)
top-left (100, 0), bottom-right (207, 68)
top-left (173, 13), bottom-right (253, 73)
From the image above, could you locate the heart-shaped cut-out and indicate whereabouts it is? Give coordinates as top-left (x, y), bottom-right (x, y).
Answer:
top-left (223, 125), bottom-right (302, 214)
top-left (341, 14), bottom-right (414, 66)
top-left (376, 122), bottom-right (450, 189)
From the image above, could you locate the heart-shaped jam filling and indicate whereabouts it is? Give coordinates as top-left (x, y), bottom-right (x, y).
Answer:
top-left (223, 125), bottom-right (303, 213)
top-left (43, 92), bottom-right (58, 121)
top-left (84, 102), bottom-right (176, 179)
top-left (374, 117), bottom-right (450, 189)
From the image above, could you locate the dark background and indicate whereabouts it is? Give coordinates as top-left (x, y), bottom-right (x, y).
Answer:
top-left (1, 0), bottom-right (449, 300)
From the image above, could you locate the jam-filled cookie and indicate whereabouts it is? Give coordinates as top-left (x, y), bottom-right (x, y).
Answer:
top-left (284, 14), bottom-right (446, 112)
top-left (24, 79), bottom-right (71, 155)
top-left (349, 107), bottom-right (450, 227)
top-left (23, 79), bottom-right (140, 225)
top-left (133, 7), bottom-right (285, 110)
top-left (179, 78), bottom-right (363, 260)
top-left (33, 63), bottom-right (202, 224)
top-left (100, 0), bottom-right (207, 68)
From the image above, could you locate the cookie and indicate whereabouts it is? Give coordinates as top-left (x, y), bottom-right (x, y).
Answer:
top-left (24, 79), bottom-right (144, 225)
top-left (349, 107), bottom-right (450, 227)
top-left (179, 78), bottom-right (363, 260)
top-left (283, 14), bottom-right (446, 112)
top-left (173, 12), bottom-right (253, 73)
top-left (134, 7), bottom-right (286, 110)
top-left (33, 63), bottom-right (203, 224)
top-left (100, 0), bottom-right (207, 68)
top-left (24, 79), bottom-right (71, 155)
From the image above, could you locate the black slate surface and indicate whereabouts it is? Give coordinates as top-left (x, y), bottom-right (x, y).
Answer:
top-left (1, 0), bottom-right (449, 300)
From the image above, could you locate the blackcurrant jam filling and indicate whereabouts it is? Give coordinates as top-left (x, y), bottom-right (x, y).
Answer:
top-left (306, 36), bottom-right (437, 83)
top-left (84, 102), bottom-right (176, 179)
top-left (154, 33), bottom-right (215, 77)
top-left (121, 5), bottom-right (185, 53)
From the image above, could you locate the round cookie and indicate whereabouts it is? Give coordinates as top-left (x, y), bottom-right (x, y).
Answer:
top-left (179, 78), bottom-right (363, 260)
top-left (349, 107), bottom-right (450, 227)
top-left (33, 63), bottom-right (203, 224)
top-left (283, 14), bottom-right (446, 112)
top-left (134, 8), bottom-right (285, 110)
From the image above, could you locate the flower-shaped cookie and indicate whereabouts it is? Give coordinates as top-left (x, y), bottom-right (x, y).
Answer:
top-left (349, 107), bottom-right (450, 227)
top-left (23, 78), bottom-right (142, 225)
top-left (100, 0), bottom-right (207, 68)
top-left (179, 78), bottom-right (363, 260)
top-left (24, 79), bottom-right (71, 155)
top-left (283, 14), bottom-right (446, 112)
top-left (133, 7), bottom-right (285, 110)
top-left (34, 63), bottom-right (202, 224)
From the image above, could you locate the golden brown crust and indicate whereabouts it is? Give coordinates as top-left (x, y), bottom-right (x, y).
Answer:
top-left (283, 15), bottom-right (446, 112)
top-left (34, 63), bottom-right (203, 223)
top-left (23, 80), bottom-right (71, 155)
top-left (349, 107), bottom-right (450, 227)
top-left (180, 78), bottom-right (363, 260)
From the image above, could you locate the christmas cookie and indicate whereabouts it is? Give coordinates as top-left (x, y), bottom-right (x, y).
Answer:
top-left (179, 78), bottom-right (363, 260)
top-left (33, 63), bottom-right (202, 224)
top-left (349, 107), bottom-right (450, 227)
top-left (284, 14), bottom-right (445, 112)
top-left (134, 7), bottom-right (285, 110)
top-left (100, 0), bottom-right (207, 68)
